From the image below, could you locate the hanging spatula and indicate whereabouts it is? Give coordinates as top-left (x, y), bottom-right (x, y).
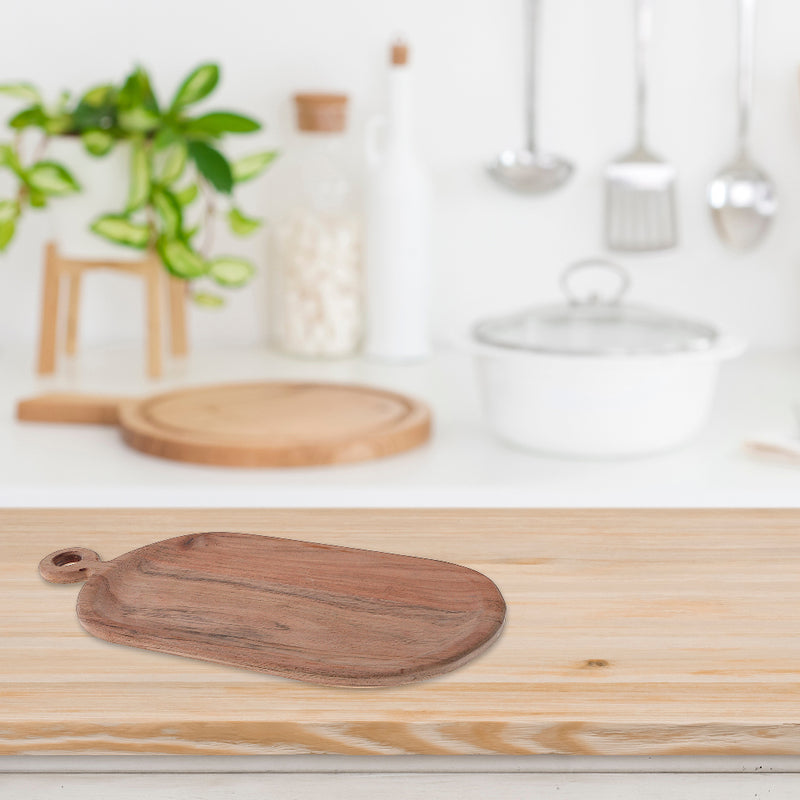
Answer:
top-left (605, 0), bottom-right (677, 252)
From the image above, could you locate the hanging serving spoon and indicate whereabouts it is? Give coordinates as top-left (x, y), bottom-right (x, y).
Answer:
top-left (488, 0), bottom-right (573, 194)
top-left (708, 0), bottom-right (776, 250)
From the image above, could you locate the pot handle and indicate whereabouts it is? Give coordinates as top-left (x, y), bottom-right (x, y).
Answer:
top-left (560, 258), bottom-right (630, 306)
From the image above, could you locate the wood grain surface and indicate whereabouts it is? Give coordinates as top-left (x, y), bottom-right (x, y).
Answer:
top-left (17, 393), bottom-right (123, 425)
top-left (4, 508), bottom-right (800, 756)
top-left (16, 382), bottom-right (431, 467)
top-left (37, 532), bottom-right (505, 687)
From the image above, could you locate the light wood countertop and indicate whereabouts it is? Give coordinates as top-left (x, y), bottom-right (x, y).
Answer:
top-left (3, 508), bottom-right (800, 756)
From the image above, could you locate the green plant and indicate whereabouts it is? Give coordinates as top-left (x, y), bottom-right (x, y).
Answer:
top-left (0, 63), bottom-right (277, 303)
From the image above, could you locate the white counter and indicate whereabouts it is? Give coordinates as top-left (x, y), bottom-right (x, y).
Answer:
top-left (3, 346), bottom-right (800, 508)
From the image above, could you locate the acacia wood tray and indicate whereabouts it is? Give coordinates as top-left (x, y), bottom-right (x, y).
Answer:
top-left (38, 531), bottom-right (506, 687)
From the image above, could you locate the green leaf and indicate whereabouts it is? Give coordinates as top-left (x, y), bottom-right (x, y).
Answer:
top-left (152, 187), bottom-right (183, 238)
top-left (174, 183), bottom-right (199, 206)
top-left (207, 256), bottom-right (255, 288)
top-left (28, 190), bottom-right (47, 209)
top-left (126, 141), bottom-right (150, 211)
top-left (187, 140), bottom-right (232, 194)
top-left (91, 214), bottom-right (150, 248)
top-left (183, 224), bottom-right (199, 241)
top-left (232, 150), bottom-right (278, 183)
top-left (0, 83), bottom-right (41, 104)
top-left (157, 237), bottom-right (208, 279)
top-left (0, 200), bottom-right (19, 248)
top-left (72, 85), bottom-right (117, 131)
top-left (72, 105), bottom-right (114, 132)
top-left (0, 218), bottom-right (15, 251)
top-left (26, 161), bottom-right (80, 196)
top-left (82, 129), bottom-right (114, 156)
top-left (0, 144), bottom-right (17, 169)
top-left (159, 142), bottom-right (187, 184)
top-left (227, 207), bottom-right (261, 236)
top-left (0, 199), bottom-right (19, 223)
top-left (9, 105), bottom-right (47, 130)
top-left (43, 114), bottom-right (73, 135)
top-left (118, 65), bottom-right (159, 113)
top-left (118, 106), bottom-right (160, 133)
top-left (153, 126), bottom-right (179, 151)
top-left (54, 90), bottom-right (71, 113)
top-left (81, 84), bottom-right (115, 107)
top-left (192, 291), bottom-right (224, 307)
top-left (186, 112), bottom-right (260, 136)
top-left (116, 66), bottom-right (160, 133)
top-left (171, 63), bottom-right (219, 111)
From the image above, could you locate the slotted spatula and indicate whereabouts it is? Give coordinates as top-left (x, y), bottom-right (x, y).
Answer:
top-left (605, 0), bottom-right (677, 252)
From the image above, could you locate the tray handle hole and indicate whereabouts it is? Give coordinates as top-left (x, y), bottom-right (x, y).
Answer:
top-left (53, 551), bottom-right (83, 567)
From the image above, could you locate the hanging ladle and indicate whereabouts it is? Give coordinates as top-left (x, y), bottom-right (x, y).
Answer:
top-left (488, 0), bottom-right (573, 194)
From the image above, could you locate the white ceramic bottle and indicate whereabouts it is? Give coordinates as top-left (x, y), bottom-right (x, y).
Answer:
top-left (364, 39), bottom-right (432, 362)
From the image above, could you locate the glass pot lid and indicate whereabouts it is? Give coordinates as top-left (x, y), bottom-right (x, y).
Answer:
top-left (473, 259), bottom-right (719, 356)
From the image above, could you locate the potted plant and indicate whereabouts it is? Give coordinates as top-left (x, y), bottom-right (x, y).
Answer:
top-left (0, 62), bottom-right (276, 303)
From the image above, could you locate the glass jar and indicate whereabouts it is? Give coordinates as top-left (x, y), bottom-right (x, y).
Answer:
top-left (271, 93), bottom-right (362, 357)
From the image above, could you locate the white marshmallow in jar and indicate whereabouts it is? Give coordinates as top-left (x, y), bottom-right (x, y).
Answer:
top-left (271, 93), bottom-right (363, 358)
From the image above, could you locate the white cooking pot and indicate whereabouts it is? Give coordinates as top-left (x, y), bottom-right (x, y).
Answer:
top-left (469, 259), bottom-right (746, 458)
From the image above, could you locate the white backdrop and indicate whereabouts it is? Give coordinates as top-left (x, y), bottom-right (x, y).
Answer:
top-left (0, 0), bottom-right (798, 356)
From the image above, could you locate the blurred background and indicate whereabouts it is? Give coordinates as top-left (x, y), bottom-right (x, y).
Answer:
top-left (0, 0), bottom-right (798, 355)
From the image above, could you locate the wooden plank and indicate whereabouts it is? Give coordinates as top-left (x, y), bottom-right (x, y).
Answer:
top-left (144, 262), bottom-right (162, 379)
top-left (35, 242), bottom-right (60, 375)
top-left (168, 276), bottom-right (188, 357)
top-left (3, 509), bottom-right (800, 756)
top-left (64, 271), bottom-right (81, 356)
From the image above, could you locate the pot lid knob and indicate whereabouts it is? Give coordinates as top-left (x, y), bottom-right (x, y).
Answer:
top-left (559, 259), bottom-right (631, 307)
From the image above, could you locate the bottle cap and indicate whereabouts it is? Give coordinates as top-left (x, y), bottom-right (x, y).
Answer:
top-left (391, 39), bottom-right (409, 66)
top-left (294, 93), bottom-right (348, 133)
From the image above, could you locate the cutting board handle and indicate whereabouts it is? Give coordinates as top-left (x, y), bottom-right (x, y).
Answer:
top-left (17, 394), bottom-right (124, 425)
top-left (39, 548), bottom-right (104, 583)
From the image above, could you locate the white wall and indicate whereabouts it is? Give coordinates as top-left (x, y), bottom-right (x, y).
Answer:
top-left (0, 0), bottom-right (798, 357)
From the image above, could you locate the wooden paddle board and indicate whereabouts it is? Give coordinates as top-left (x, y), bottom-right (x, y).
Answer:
top-left (38, 532), bottom-right (506, 687)
top-left (17, 381), bottom-right (431, 467)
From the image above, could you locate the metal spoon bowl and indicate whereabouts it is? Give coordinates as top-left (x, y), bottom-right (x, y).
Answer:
top-left (488, 149), bottom-right (573, 195)
top-left (708, 157), bottom-right (776, 251)
top-left (707, 0), bottom-right (776, 251)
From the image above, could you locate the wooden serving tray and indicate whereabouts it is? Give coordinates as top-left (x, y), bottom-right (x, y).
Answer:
top-left (39, 532), bottom-right (506, 687)
top-left (17, 381), bottom-right (431, 467)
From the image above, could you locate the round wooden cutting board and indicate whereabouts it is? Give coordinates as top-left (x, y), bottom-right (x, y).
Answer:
top-left (116, 382), bottom-right (431, 467)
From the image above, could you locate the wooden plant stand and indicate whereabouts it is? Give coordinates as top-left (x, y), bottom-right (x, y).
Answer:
top-left (36, 242), bottom-right (188, 379)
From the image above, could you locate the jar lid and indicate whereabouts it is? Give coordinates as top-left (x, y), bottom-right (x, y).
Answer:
top-left (294, 93), bottom-right (348, 133)
top-left (472, 259), bottom-right (719, 357)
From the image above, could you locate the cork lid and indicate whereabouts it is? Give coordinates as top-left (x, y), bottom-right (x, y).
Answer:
top-left (294, 93), bottom-right (348, 133)
top-left (391, 39), bottom-right (409, 66)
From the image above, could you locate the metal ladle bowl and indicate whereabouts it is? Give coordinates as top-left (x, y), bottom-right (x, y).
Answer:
top-left (488, 0), bottom-right (573, 195)
top-left (488, 150), bottom-right (573, 195)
